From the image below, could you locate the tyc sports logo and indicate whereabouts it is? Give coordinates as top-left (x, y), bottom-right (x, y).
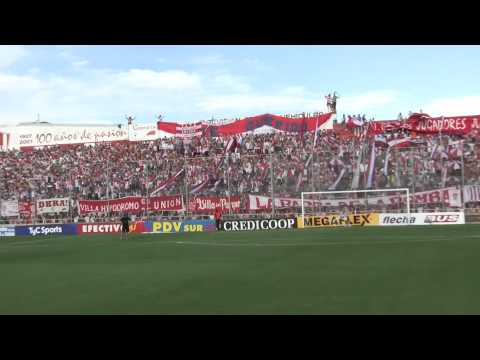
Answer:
top-left (424, 214), bottom-right (460, 224)
top-left (28, 226), bottom-right (63, 236)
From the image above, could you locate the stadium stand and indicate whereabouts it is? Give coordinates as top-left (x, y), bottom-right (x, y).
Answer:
top-left (1, 111), bottom-right (480, 224)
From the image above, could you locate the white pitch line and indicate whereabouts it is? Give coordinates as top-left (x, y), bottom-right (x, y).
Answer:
top-left (172, 237), bottom-right (465, 247)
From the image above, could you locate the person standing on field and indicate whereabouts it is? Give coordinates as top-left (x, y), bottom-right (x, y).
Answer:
top-left (339, 208), bottom-right (349, 227)
top-left (120, 213), bottom-right (131, 240)
top-left (214, 207), bottom-right (222, 230)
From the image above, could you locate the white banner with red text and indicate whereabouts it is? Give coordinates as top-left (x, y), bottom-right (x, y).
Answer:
top-left (36, 198), bottom-right (70, 214)
top-left (248, 187), bottom-right (462, 210)
top-left (188, 196), bottom-right (241, 213)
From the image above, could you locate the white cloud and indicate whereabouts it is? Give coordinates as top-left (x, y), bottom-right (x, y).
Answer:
top-left (243, 57), bottom-right (271, 72)
top-left (210, 74), bottom-right (251, 93)
top-left (190, 54), bottom-right (230, 65)
top-left (198, 89), bottom-right (397, 116)
top-left (0, 73), bottom-right (42, 92)
top-left (116, 69), bottom-right (201, 90)
top-left (421, 95), bottom-right (480, 117)
top-left (198, 93), bottom-right (322, 114)
top-left (0, 46), bottom-right (28, 69)
top-left (56, 47), bottom-right (91, 70)
top-left (0, 67), bottom-right (205, 125)
top-left (72, 60), bottom-right (89, 68)
top-left (340, 91), bottom-right (397, 112)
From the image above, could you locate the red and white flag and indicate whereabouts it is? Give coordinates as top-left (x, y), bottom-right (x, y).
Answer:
top-left (387, 137), bottom-right (416, 148)
top-left (224, 137), bottom-right (238, 153)
top-left (190, 176), bottom-right (210, 194)
top-left (366, 141), bottom-right (376, 188)
top-left (150, 168), bottom-right (185, 195)
top-left (346, 116), bottom-right (363, 128)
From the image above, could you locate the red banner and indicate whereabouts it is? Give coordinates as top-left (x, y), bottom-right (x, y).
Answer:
top-left (369, 115), bottom-right (480, 135)
top-left (158, 113), bottom-right (333, 137)
top-left (18, 201), bottom-right (33, 216)
top-left (157, 122), bottom-right (205, 138)
top-left (148, 195), bottom-right (184, 212)
top-left (77, 195), bottom-right (183, 215)
top-left (188, 196), bottom-right (241, 213)
top-left (77, 221), bottom-right (146, 234)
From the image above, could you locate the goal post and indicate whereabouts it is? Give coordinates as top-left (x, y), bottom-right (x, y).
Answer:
top-left (300, 188), bottom-right (410, 221)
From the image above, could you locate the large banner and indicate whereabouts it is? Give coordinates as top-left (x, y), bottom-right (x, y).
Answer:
top-left (128, 123), bottom-right (159, 141)
top-left (7, 124), bottom-right (129, 150)
top-left (220, 218), bottom-right (297, 231)
top-left (158, 113), bottom-right (333, 137)
top-left (156, 122), bottom-right (205, 138)
top-left (248, 187), bottom-right (462, 210)
top-left (298, 213), bottom-right (380, 228)
top-left (77, 221), bottom-right (146, 234)
top-left (0, 200), bottom-right (19, 217)
top-left (379, 212), bottom-right (465, 226)
top-left (36, 198), bottom-right (70, 214)
top-left (369, 115), bottom-right (480, 135)
top-left (145, 220), bottom-right (216, 233)
top-left (78, 195), bottom-right (183, 215)
top-left (188, 196), bottom-right (241, 213)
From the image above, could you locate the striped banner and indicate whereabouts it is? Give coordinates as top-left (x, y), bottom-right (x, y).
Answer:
top-left (464, 185), bottom-right (480, 203)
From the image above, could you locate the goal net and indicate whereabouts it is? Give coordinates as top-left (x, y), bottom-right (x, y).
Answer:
top-left (300, 188), bottom-right (410, 221)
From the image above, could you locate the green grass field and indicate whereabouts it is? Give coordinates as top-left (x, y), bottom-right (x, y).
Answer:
top-left (1, 225), bottom-right (480, 314)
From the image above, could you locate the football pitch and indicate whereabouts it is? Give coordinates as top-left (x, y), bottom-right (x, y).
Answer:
top-left (1, 224), bottom-right (480, 314)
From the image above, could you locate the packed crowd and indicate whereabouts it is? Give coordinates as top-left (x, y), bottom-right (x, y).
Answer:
top-left (1, 121), bottom-right (480, 223)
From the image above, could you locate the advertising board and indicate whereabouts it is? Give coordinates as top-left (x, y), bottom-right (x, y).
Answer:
top-left (145, 220), bottom-right (216, 233)
top-left (15, 224), bottom-right (78, 236)
top-left (379, 212), bottom-right (465, 226)
top-left (220, 218), bottom-right (297, 231)
top-left (0, 225), bottom-right (15, 237)
top-left (297, 213), bottom-right (379, 228)
top-left (77, 221), bottom-right (146, 234)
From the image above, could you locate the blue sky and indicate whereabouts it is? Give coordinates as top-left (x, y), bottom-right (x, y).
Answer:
top-left (1, 45), bottom-right (479, 126)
